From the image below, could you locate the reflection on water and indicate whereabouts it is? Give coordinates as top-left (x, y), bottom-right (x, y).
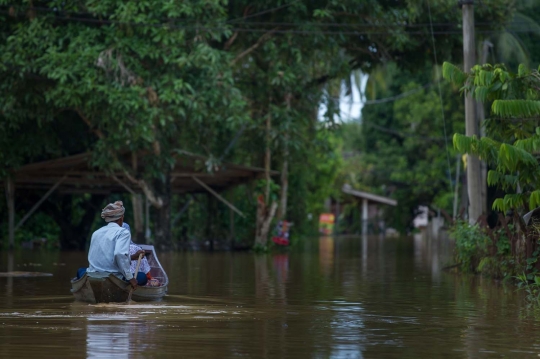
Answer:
top-left (319, 236), bottom-right (334, 277)
top-left (1, 234), bottom-right (540, 358)
top-left (87, 321), bottom-right (129, 359)
top-left (86, 313), bottom-right (155, 359)
top-left (6, 252), bottom-right (13, 301)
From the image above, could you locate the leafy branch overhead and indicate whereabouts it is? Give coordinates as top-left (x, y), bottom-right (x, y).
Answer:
top-left (445, 61), bottom-right (540, 212)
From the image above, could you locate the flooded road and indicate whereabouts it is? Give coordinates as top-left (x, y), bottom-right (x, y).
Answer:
top-left (0, 234), bottom-right (539, 358)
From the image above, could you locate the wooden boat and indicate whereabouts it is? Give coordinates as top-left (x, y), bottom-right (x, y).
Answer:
top-left (71, 244), bottom-right (168, 303)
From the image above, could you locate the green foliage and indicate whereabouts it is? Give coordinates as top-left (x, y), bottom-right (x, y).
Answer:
top-left (449, 221), bottom-right (520, 279)
top-left (446, 62), bottom-right (540, 213)
top-left (516, 273), bottom-right (540, 306)
top-left (0, 0), bottom-right (519, 247)
top-left (352, 62), bottom-right (464, 232)
top-left (252, 243), bottom-right (270, 254)
top-left (442, 62), bottom-right (468, 87)
top-left (492, 100), bottom-right (540, 118)
top-left (13, 212), bottom-right (60, 249)
top-left (450, 221), bottom-right (491, 273)
top-left (254, 180), bottom-right (281, 204)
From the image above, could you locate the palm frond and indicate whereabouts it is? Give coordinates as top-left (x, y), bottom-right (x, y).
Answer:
top-left (514, 134), bottom-right (540, 152)
top-left (516, 0), bottom-right (537, 10)
top-left (529, 190), bottom-right (540, 210)
top-left (498, 143), bottom-right (537, 172)
top-left (492, 193), bottom-right (527, 212)
top-left (510, 13), bottom-right (540, 37)
top-left (474, 69), bottom-right (495, 87)
top-left (497, 32), bottom-right (529, 67)
top-left (442, 62), bottom-right (468, 87)
top-left (474, 86), bottom-right (490, 102)
top-left (491, 99), bottom-right (540, 118)
top-left (453, 134), bottom-right (500, 163)
top-left (487, 170), bottom-right (518, 189)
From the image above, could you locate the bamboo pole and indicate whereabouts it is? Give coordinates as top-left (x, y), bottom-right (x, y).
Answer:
top-left (15, 174), bottom-right (67, 231)
top-left (192, 176), bottom-right (244, 217)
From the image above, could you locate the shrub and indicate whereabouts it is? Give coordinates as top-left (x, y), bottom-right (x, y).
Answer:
top-left (449, 221), bottom-right (491, 273)
top-left (516, 273), bottom-right (540, 306)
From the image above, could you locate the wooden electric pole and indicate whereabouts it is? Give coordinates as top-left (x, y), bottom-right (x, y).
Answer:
top-left (462, 0), bottom-right (482, 223)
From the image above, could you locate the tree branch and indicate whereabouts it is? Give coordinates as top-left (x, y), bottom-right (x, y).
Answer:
top-left (231, 28), bottom-right (278, 66)
top-left (123, 171), bottom-right (164, 209)
top-left (75, 108), bottom-right (164, 209)
top-left (76, 108), bottom-right (106, 139)
top-left (224, 31), bottom-right (239, 50)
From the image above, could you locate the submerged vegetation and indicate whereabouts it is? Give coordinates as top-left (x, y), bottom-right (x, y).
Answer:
top-left (449, 221), bottom-right (515, 279)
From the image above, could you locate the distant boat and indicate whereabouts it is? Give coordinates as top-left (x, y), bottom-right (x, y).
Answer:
top-left (70, 244), bottom-right (169, 303)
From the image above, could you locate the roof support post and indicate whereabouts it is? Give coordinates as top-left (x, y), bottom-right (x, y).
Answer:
top-left (15, 174), bottom-right (67, 232)
top-left (362, 198), bottom-right (368, 236)
top-left (6, 176), bottom-right (15, 249)
top-left (192, 176), bottom-right (244, 217)
top-left (335, 199), bottom-right (340, 236)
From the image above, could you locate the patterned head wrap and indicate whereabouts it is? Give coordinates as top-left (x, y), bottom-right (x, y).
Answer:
top-left (101, 201), bottom-right (125, 222)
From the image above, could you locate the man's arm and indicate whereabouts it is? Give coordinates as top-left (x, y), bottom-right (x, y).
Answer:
top-left (114, 229), bottom-right (134, 281)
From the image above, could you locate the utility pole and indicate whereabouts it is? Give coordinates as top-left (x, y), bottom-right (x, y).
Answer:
top-left (462, 0), bottom-right (482, 223)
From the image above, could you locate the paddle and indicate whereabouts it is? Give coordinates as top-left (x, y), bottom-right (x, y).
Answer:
top-left (126, 253), bottom-right (143, 304)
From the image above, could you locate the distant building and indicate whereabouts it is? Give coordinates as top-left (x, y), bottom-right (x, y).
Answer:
top-left (413, 206), bottom-right (429, 229)
top-left (326, 184), bottom-right (398, 235)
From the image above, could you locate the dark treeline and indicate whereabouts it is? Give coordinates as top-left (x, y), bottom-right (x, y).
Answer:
top-left (0, 0), bottom-right (515, 250)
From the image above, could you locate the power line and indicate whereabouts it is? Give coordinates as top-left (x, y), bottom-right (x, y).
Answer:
top-left (362, 84), bottom-right (432, 105)
top-left (364, 122), bottom-right (450, 142)
top-left (3, 6), bottom-right (532, 29)
top-left (427, 0), bottom-right (454, 194)
top-left (227, 1), bottom-right (300, 23)
top-left (2, 11), bottom-right (535, 37)
top-left (2, 8), bottom-right (539, 36)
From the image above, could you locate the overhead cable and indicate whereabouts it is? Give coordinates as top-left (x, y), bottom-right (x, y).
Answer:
top-left (427, 0), bottom-right (454, 193)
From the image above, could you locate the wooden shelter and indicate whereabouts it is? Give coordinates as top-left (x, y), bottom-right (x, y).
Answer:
top-left (3, 152), bottom-right (278, 247)
top-left (9, 152), bottom-right (275, 193)
top-left (331, 184), bottom-right (398, 235)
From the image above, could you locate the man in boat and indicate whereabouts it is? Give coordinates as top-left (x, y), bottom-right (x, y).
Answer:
top-left (79, 201), bottom-right (147, 288)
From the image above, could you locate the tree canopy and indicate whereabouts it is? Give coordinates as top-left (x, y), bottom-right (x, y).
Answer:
top-left (0, 0), bottom-right (520, 248)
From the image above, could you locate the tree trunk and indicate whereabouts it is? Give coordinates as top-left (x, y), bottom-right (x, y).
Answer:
top-left (277, 156), bottom-right (288, 220)
top-left (255, 196), bottom-right (278, 247)
top-left (277, 93), bottom-right (292, 221)
top-left (131, 152), bottom-right (145, 243)
top-left (153, 174), bottom-right (171, 250)
top-left (206, 194), bottom-right (218, 251)
top-left (255, 100), bottom-right (278, 248)
top-left (265, 110), bottom-right (272, 203)
top-left (6, 176), bottom-right (15, 249)
top-left (131, 194), bottom-right (145, 243)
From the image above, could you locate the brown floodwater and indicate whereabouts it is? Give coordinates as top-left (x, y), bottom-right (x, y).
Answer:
top-left (0, 234), bottom-right (539, 358)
